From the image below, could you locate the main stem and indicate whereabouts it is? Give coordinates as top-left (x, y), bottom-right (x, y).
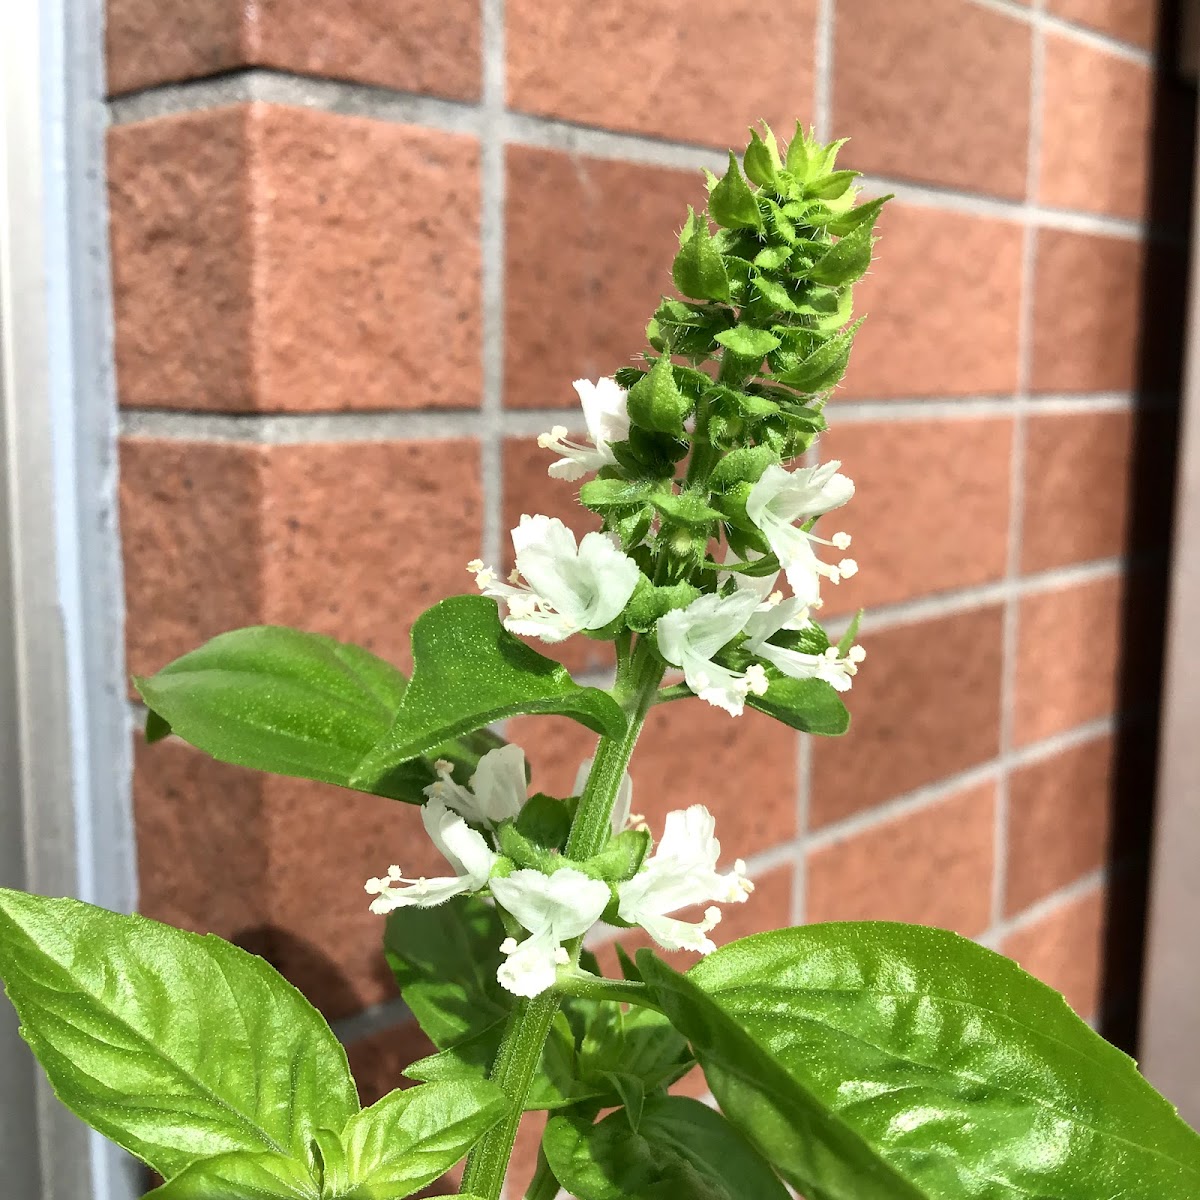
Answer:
top-left (459, 642), bottom-right (665, 1200)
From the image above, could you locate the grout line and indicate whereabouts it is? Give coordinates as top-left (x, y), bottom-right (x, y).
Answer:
top-left (331, 996), bottom-right (414, 1045)
top-left (965, 0), bottom-right (1154, 66)
top-left (813, 0), bottom-right (835, 142)
top-left (992, 4), bottom-right (1045, 934)
top-left (802, 713), bottom-right (1116, 853)
top-left (115, 391), bottom-right (1155, 443)
top-left (479, 0), bottom-right (507, 568)
top-left (979, 866), bottom-right (1109, 949)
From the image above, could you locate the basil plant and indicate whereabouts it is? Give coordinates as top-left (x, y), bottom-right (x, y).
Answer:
top-left (3, 123), bottom-right (1198, 1200)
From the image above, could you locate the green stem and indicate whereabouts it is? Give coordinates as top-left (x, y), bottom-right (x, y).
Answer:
top-left (652, 682), bottom-right (694, 705)
top-left (555, 968), bottom-right (659, 1010)
top-left (459, 640), bottom-right (665, 1200)
top-left (524, 1147), bottom-right (561, 1200)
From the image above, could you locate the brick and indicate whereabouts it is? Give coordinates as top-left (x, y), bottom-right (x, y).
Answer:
top-left (120, 439), bottom-right (263, 680)
top-left (501, 436), bottom-right (612, 676)
top-left (514, 701), bottom-right (798, 860)
top-left (1039, 35), bottom-right (1153, 220)
top-left (1006, 735), bottom-right (1114, 913)
top-left (1014, 574), bottom-right (1123, 746)
top-left (820, 418), bottom-right (1012, 616)
top-left (507, 1111), bottom-right (548, 1199)
top-left (133, 735), bottom-right (269, 940)
top-left (835, 0), bottom-right (1031, 199)
top-left (107, 0), bottom-right (480, 99)
top-left (134, 736), bottom-right (447, 1020)
top-left (1045, 0), bottom-right (1159, 49)
top-left (843, 204), bottom-right (1024, 398)
top-left (110, 105), bottom-right (481, 412)
top-left (807, 783), bottom-right (996, 936)
top-left (505, 1), bottom-right (817, 147)
top-left (1021, 409), bottom-right (1134, 572)
top-left (1030, 231), bottom-right (1143, 394)
top-left (811, 607), bottom-right (1004, 828)
top-left (505, 147), bottom-right (703, 408)
top-left (122, 438), bottom-right (482, 679)
top-left (345, 1021), bottom-right (435, 1107)
top-left (1002, 886), bottom-right (1106, 1020)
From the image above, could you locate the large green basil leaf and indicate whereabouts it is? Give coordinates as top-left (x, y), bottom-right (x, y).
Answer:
top-left (543, 1095), bottom-right (789, 1200)
top-left (135, 625), bottom-right (506, 802)
top-left (0, 889), bottom-right (358, 1180)
top-left (352, 596), bottom-right (626, 788)
top-left (640, 925), bottom-right (1200, 1199)
top-left (384, 896), bottom-right (511, 1049)
top-left (746, 674), bottom-right (849, 735)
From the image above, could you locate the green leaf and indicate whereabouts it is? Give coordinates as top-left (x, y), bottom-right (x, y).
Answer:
top-left (837, 609), bottom-right (864, 656)
top-left (806, 168), bottom-right (859, 201)
top-left (626, 351), bottom-right (693, 437)
top-left (708, 152), bottom-right (763, 230)
top-left (772, 320), bottom-right (864, 394)
top-left (0, 889), bottom-right (357, 1180)
top-left (625, 578), bottom-right (701, 634)
top-left (384, 895), bottom-right (511, 1050)
top-left (746, 675), bottom-right (849, 735)
top-left (713, 325), bottom-right (781, 359)
top-left (580, 829), bottom-right (650, 882)
top-left (808, 222), bottom-right (876, 287)
top-left (649, 490), bottom-right (724, 528)
top-left (143, 1151), bottom-right (320, 1199)
top-left (708, 445), bottom-right (779, 491)
top-left (605, 1072), bottom-right (646, 1130)
top-left (672, 208), bottom-right (731, 303)
top-left (573, 1002), bottom-right (693, 1097)
top-left (743, 129), bottom-right (780, 189)
top-left (579, 477), bottom-right (661, 513)
top-left (352, 597), bottom-right (626, 788)
top-left (144, 707), bottom-right (172, 743)
top-left (134, 626), bottom-right (408, 795)
top-left (752, 244), bottom-right (792, 270)
top-left (812, 193), bottom-right (891, 237)
top-left (543, 1096), bottom-right (789, 1200)
top-left (515, 792), bottom-right (574, 852)
top-left (642, 926), bottom-right (1200, 1199)
top-left (322, 1081), bottom-right (507, 1199)
top-left (784, 122), bottom-right (811, 178)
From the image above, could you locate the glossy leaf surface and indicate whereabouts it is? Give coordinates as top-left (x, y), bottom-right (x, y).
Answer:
top-left (641, 925), bottom-right (1200, 1199)
top-left (0, 890), bottom-right (357, 1180)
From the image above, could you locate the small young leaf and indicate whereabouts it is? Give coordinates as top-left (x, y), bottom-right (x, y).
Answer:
top-left (772, 320), bottom-right (864, 394)
top-left (836, 609), bottom-right (864, 656)
top-left (743, 129), bottom-right (780, 189)
top-left (708, 152), bottom-right (763, 230)
top-left (649, 490), bottom-right (724, 528)
top-left (515, 793), bottom-right (574, 852)
top-left (579, 477), bottom-right (660, 513)
top-left (0, 890), bottom-right (358, 1180)
top-left (626, 352), bottom-right (693, 437)
top-left (323, 1081), bottom-right (507, 1199)
top-left (352, 597), bottom-right (626, 789)
top-left (808, 222), bottom-right (875, 287)
top-left (805, 168), bottom-right (859, 201)
top-left (810, 193), bottom-right (890, 237)
top-left (605, 1072), bottom-right (647, 1131)
top-left (784, 121), bottom-right (811, 177)
top-left (752, 272), bottom-right (801, 313)
top-left (581, 829), bottom-right (650, 882)
top-left (625, 578), bottom-right (701, 633)
top-left (713, 325), bottom-right (781, 358)
top-left (143, 1151), bottom-right (320, 1199)
top-left (746, 675), bottom-right (849, 735)
top-left (752, 244), bottom-right (793, 270)
top-left (708, 445), bottom-right (779, 491)
top-left (672, 208), bottom-right (731, 303)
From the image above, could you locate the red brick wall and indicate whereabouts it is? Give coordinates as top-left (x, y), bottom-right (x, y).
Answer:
top-left (106, 0), bottom-right (1190, 1190)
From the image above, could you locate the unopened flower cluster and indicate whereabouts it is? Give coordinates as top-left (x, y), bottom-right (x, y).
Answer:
top-left (368, 126), bottom-right (880, 997)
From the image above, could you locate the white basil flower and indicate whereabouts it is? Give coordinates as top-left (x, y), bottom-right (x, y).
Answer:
top-left (537, 377), bottom-right (631, 480)
top-left (573, 758), bottom-right (638, 834)
top-left (490, 868), bottom-right (612, 998)
top-left (364, 798), bottom-right (497, 914)
top-left (468, 514), bottom-right (641, 644)
top-left (745, 461), bottom-right (857, 606)
top-left (423, 744), bottom-right (527, 829)
top-left (617, 805), bottom-right (753, 955)
top-left (656, 590), bottom-right (770, 716)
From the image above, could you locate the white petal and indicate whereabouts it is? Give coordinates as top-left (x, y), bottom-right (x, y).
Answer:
top-left (573, 532), bottom-right (642, 628)
top-left (470, 744), bottom-right (528, 825)
top-left (496, 931), bottom-right (563, 998)
top-left (490, 867), bottom-right (610, 942)
top-left (368, 874), bottom-right (471, 913)
top-left (422, 799), bottom-right (497, 887)
top-left (637, 909), bottom-right (720, 955)
top-left (656, 590), bottom-right (760, 665)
